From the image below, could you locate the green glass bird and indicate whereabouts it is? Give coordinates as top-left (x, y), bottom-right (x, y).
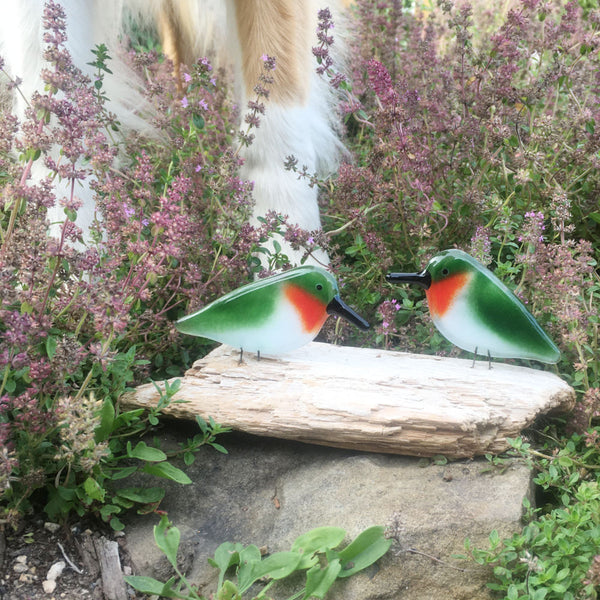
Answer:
top-left (386, 249), bottom-right (560, 363)
top-left (176, 265), bottom-right (369, 356)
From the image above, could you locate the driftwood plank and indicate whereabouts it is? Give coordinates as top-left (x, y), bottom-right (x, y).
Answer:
top-left (122, 342), bottom-right (575, 458)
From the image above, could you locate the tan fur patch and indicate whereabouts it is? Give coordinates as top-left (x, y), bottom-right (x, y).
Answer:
top-left (232, 0), bottom-right (311, 105)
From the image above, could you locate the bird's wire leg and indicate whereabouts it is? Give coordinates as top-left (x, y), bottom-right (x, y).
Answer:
top-left (471, 347), bottom-right (478, 368)
top-left (239, 348), bottom-right (244, 365)
top-left (487, 350), bottom-right (492, 370)
top-left (257, 350), bottom-right (261, 361)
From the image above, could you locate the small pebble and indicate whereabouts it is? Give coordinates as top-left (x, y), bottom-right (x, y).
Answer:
top-left (13, 563), bottom-right (28, 574)
top-left (44, 522), bottom-right (61, 534)
top-left (18, 572), bottom-right (36, 584)
top-left (46, 560), bottom-right (66, 581)
top-left (42, 579), bottom-right (57, 594)
top-left (123, 566), bottom-right (132, 576)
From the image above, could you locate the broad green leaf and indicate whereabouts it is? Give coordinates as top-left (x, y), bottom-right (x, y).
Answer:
top-left (291, 527), bottom-right (347, 569)
top-left (110, 516), bottom-right (125, 531)
top-left (208, 542), bottom-right (243, 590)
top-left (124, 575), bottom-right (187, 598)
top-left (235, 545), bottom-right (263, 592)
top-left (154, 515), bottom-right (181, 569)
top-left (108, 466), bottom-right (138, 480)
top-left (83, 477), bottom-right (105, 502)
top-left (142, 461), bottom-right (192, 484)
top-left (192, 114), bottom-right (205, 130)
top-left (302, 559), bottom-right (342, 599)
top-left (45, 335), bottom-right (57, 359)
top-left (99, 504), bottom-right (120, 519)
top-left (334, 526), bottom-right (391, 578)
top-left (115, 487), bottom-right (165, 504)
top-left (255, 552), bottom-right (302, 579)
top-left (128, 441), bottom-right (167, 462)
top-left (95, 398), bottom-right (115, 443)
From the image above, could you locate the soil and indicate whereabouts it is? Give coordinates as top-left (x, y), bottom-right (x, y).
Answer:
top-left (0, 516), bottom-right (143, 600)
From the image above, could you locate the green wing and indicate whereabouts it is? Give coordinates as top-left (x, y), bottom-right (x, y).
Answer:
top-left (471, 271), bottom-right (560, 363)
top-left (176, 281), bottom-right (280, 336)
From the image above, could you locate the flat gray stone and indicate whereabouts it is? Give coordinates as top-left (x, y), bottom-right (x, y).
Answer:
top-left (123, 430), bottom-right (533, 599)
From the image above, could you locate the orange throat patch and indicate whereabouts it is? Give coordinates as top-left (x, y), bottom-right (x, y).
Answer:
top-left (425, 272), bottom-right (470, 318)
top-left (284, 283), bottom-right (328, 333)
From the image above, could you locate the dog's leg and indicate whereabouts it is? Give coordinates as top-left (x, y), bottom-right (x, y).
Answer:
top-left (229, 0), bottom-right (345, 266)
top-left (157, 1), bottom-right (185, 88)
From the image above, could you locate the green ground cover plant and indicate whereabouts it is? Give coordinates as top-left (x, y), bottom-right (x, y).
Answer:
top-left (1, 0), bottom-right (600, 597)
top-left (125, 518), bottom-right (391, 600)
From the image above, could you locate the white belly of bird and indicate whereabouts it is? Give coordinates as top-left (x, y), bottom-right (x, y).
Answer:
top-left (202, 299), bottom-right (318, 356)
top-left (433, 294), bottom-right (521, 358)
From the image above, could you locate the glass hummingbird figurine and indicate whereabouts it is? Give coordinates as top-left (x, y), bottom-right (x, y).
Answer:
top-left (177, 265), bottom-right (370, 358)
top-left (386, 249), bottom-right (560, 364)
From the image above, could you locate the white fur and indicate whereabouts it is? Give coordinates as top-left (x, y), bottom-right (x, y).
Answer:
top-left (0, 0), bottom-right (346, 264)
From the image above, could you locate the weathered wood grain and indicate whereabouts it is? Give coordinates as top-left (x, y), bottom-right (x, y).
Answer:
top-left (92, 537), bottom-right (127, 600)
top-left (122, 342), bottom-right (575, 458)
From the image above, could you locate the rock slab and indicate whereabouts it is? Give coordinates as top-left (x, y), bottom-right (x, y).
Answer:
top-left (123, 342), bottom-right (574, 457)
top-left (124, 431), bottom-right (533, 600)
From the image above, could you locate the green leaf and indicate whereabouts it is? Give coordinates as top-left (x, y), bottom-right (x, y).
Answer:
top-left (45, 335), bottom-right (57, 359)
top-left (302, 559), bottom-right (342, 599)
top-left (334, 526), bottom-right (391, 578)
top-left (95, 398), bottom-right (115, 443)
top-left (192, 114), bottom-right (205, 130)
top-left (115, 487), bottom-right (165, 504)
top-left (83, 477), bottom-right (105, 502)
top-left (110, 516), bottom-right (125, 531)
top-left (64, 207), bottom-right (77, 222)
top-left (208, 542), bottom-right (243, 590)
top-left (585, 119), bottom-right (595, 134)
top-left (291, 527), bottom-right (347, 569)
top-left (557, 456), bottom-right (573, 468)
top-left (108, 466), bottom-right (138, 480)
top-left (99, 504), bottom-right (120, 519)
top-left (21, 300), bottom-right (34, 314)
top-left (506, 584), bottom-right (519, 600)
top-left (124, 575), bottom-right (186, 598)
top-left (217, 580), bottom-right (241, 600)
top-left (128, 441), bottom-right (167, 462)
top-left (237, 551), bottom-right (301, 591)
top-left (142, 461), bottom-right (192, 484)
top-left (113, 408), bottom-right (145, 428)
top-left (235, 545), bottom-right (263, 592)
top-left (154, 515), bottom-right (181, 569)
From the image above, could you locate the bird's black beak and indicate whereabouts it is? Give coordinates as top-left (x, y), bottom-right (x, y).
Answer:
top-left (386, 270), bottom-right (432, 290)
top-left (326, 296), bottom-right (370, 331)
